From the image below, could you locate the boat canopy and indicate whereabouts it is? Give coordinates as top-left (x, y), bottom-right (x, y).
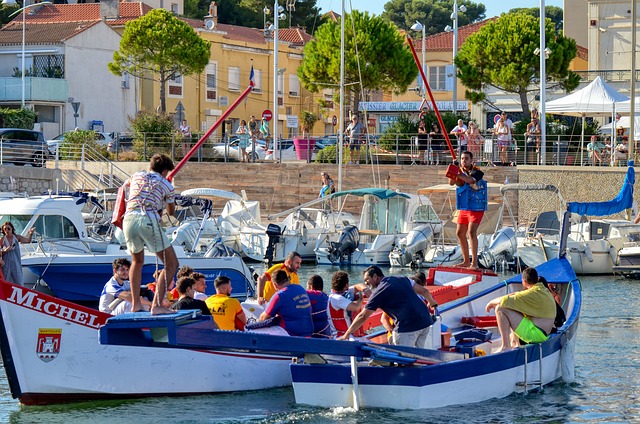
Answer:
top-left (332, 188), bottom-right (410, 200)
top-left (567, 163), bottom-right (635, 217)
top-left (506, 257), bottom-right (577, 285)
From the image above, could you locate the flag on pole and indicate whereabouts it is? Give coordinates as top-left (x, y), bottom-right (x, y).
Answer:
top-left (249, 65), bottom-right (255, 88)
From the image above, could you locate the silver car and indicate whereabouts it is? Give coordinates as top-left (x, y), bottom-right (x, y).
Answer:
top-left (0, 128), bottom-right (48, 167)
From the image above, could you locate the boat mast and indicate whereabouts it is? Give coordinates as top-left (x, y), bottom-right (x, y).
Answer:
top-left (338, 0), bottom-right (345, 192)
top-left (630, 0), bottom-right (636, 160)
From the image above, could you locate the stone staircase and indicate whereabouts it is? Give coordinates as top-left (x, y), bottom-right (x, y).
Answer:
top-left (51, 145), bottom-right (130, 192)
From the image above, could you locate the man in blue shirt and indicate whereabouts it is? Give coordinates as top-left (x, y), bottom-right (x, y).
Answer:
top-left (338, 266), bottom-right (434, 348)
top-left (258, 270), bottom-right (313, 337)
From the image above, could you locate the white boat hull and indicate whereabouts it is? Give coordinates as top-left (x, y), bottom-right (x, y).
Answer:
top-left (0, 283), bottom-right (291, 405)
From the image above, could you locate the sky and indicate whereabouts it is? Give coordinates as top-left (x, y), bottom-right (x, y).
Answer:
top-left (315, 0), bottom-right (564, 20)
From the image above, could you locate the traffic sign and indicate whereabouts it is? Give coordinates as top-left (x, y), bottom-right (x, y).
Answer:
top-left (262, 109), bottom-right (273, 121)
top-left (332, 115), bottom-right (337, 126)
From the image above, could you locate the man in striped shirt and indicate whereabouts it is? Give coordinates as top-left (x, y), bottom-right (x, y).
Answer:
top-left (123, 153), bottom-right (178, 315)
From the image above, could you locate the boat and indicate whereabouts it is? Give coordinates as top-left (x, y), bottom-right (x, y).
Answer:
top-left (508, 173), bottom-right (640, 275)
top-left (289, 253), bottom-right (580, 410)
top-left (0, 258), bottom-right (503, 406)
top-left (389, 183), bottom-right (517, 271)
top-left (169, 187), bottom-right (261, 256)
top-left (315, 188), bottom-right (440, 266)
top-left (2, 192), bottom-right (257, 301)
top-left (0, 282), bottom-right (293, 405)
top-left (238, 195), bottom-right (358, 263)
top-left (287, 165), bottom-right (640, 410)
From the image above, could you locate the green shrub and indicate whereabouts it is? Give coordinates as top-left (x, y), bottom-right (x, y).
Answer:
top-left (58, 130), bottom-right (108, 160)
top-left (0, 107), bottom-right (36, 129)
top-left (128, 111), bottom-right (174, 159)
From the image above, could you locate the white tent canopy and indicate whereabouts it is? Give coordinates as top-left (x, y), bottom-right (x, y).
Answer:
top-left (615, 97), bottom-right (640, 114)
top-left (545, 76), bottom-right (629, 116)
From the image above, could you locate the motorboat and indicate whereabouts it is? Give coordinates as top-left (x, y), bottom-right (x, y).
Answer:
top-left (508, 172), bottom-right (640, 275)
top-left (389, 183), bottom-right (517, 271)
top-left (1, 192), bottom-right (257, 301)
top-left (315, 188), bottom-right (440, 266)
top-left (239, 195), bottom-right (358, 263)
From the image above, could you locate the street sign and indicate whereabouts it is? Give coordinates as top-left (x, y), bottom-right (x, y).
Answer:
top-left (262, 109), bottom-right (273, 121)
top-left (332, 115), bottom-right (337, 126)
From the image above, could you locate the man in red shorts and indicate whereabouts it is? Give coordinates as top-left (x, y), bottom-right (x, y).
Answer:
top-left (448, 150), bottom-right (485, 269)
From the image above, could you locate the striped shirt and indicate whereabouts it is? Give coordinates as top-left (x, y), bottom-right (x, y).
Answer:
top-left (125, 171), bottom-right (174, 220)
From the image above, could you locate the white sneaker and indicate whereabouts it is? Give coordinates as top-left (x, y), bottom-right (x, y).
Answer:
top-left (356, 161), bottom-right (359, 164)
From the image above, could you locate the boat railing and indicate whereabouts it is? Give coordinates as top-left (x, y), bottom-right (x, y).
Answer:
top-left (24, 238), bottom-right (97, 256)
top-left (50, 144), bottom-right (130, 191)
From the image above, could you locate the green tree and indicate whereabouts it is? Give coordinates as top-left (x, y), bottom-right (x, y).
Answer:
top-left (108, 9), bottom-right (211, 114)
top-left (128, 111), bottom-right (175, 160)
top-left (381, 0), bottom-right (486, 36)
top-left (298, 10), bottom-right (417, 114)
top-left (455, 12), bottom-right (579, 119)
top-left (508, 6), bottom-right (564, 31)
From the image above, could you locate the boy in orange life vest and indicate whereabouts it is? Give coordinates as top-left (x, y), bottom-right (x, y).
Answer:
top-left (448, 150), bottom-right (485, 270)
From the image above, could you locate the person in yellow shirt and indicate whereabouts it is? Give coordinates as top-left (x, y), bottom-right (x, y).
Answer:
top-left (485, 267), bottom-right (556, 352)
top-left (205, 276), bottom-right (246, 331)
top-left (256, 251), bottom-right (302, 305)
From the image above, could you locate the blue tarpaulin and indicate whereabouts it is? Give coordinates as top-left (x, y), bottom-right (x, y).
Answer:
top-left (567, 162), bottom-right (635, 216)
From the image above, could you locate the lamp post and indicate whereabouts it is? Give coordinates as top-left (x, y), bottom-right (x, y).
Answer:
top-left (410, 21), bottom-right (426, 97)
top-left (539, 0), bottom-right (547, 165)
top-left (444, 1), bottom-right (466, 114)
top-left (2, 0), bottom-right (52, 109)
top-left (273, 1), bottom-right (286, 158)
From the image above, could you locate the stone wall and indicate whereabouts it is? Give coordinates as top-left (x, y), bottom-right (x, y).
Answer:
top-left (17, 162), bottom-right (637, 222)
top-left (0, 166), bottom-right (63, 195)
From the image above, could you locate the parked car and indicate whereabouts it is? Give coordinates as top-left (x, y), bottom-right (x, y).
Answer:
top-left (107, 133), bottom-right (134, 153)
top-left (264, 139), bottom-right (326, 161)
top-left (209, 138), bottom-right (267, 162)
top-left (0, 128), bottom-right (48, 167)
top-left (47, 131), bottom-right (113, 155)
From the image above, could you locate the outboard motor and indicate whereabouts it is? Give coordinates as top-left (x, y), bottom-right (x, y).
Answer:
top-left (478, 227), bottom-right (517, 269)
top-left (389, 224), bottom-right (434, 268)
top-left (328, 225), bottom-right (359, 264)
top-left (264, 223), bottom-right (283, 266)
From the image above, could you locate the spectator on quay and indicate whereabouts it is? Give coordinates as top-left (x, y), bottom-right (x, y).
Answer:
top-left (586, 135), bottom-right (606, 166)
top-left (525, 117), bottom-right (541, 165)
top-left (493, 116), bottom-right (510, 164)
top-left (429, 122), bottom-right (445, 164)
top-left (614, 136), bottom-right (629, 166)
top-left (236, 120), bottom-right (250, 163)
top-left (319, 172), bottom-right (335, 198)
top-left (260, 117), bottom-right (271, 145)
top-left (417, 120), bottom-right (429, 164)
top-left (466, 121), bottom-right (484, 164)
top-left (450, 119), bottom-right (468, 155)
top-left (345, 115), bottom-right (365, 164)
top-left (179, 119), bottom-right (192, 158)
top-left (205, 275), bottom-right (246, 331)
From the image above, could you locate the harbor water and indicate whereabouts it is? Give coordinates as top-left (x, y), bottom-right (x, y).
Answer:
top-left (0, 266), bottom-right (638, 423)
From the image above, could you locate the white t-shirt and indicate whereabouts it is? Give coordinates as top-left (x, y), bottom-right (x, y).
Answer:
top-left (451, 124), bottom-right (468, 146)
top-left (327, 289), bottom-right (356, 337)
top-left (99, 276), bottom-right (131, 313)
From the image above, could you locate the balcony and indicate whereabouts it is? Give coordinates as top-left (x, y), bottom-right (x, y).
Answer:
top-left (0, 77), bottom-right (68, 103)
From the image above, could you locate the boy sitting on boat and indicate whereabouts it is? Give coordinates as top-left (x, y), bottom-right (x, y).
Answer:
top-left (485, 267), bottom-right (556, 352)
top-left (99, 258), bottom-right (152, 315)
top-left (257, 270), bottom-right (313, 337)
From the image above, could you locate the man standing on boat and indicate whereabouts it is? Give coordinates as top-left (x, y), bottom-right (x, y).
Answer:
top-left (448, 150), bottom-right (487, 270)
top-left (256, 251), bottom-right (302, 305)
top-left (338, 266), bottom-right (436, 348)
top-left (485, 267), bottom-right (556, 352)
top-left (122, 153), bottom-right (178, 315)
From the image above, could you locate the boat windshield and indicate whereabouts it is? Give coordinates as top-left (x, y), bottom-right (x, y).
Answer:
top-left (0, 214), bottom-right (80, 239)
top-left (0, 214), bottom-right (33, 235)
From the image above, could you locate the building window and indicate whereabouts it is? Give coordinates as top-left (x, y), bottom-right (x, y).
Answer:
top-left (168, 73), bottom-right (183, 97)
top-left (229, 66), bottom-right (240, 92)
top-left (171, 3), bottom-right (178, 13)
top-left (29, 54), bottom-right (64, 78)
top-left (253, 69), bottom-right (262, 93)
top-left (429, 66), bottom-right (447, 91)
top-left (278, 73), bottom-right (284, 106)
top-left (205, 62), bottom-right (217, 102)
top-left (288, 74), bottom-right (299, 97)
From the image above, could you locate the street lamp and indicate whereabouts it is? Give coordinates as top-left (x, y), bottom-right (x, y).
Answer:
top-left (537, 0), bottom-right (548, 164)
top-left (2, 0), bottom-right (53, 109)
top-left (273, 1), bottom-right (286, 158)
top-left (444, 0), bottom-right (466, 114)
top-left (410, 21), bottom-right (426, 97)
